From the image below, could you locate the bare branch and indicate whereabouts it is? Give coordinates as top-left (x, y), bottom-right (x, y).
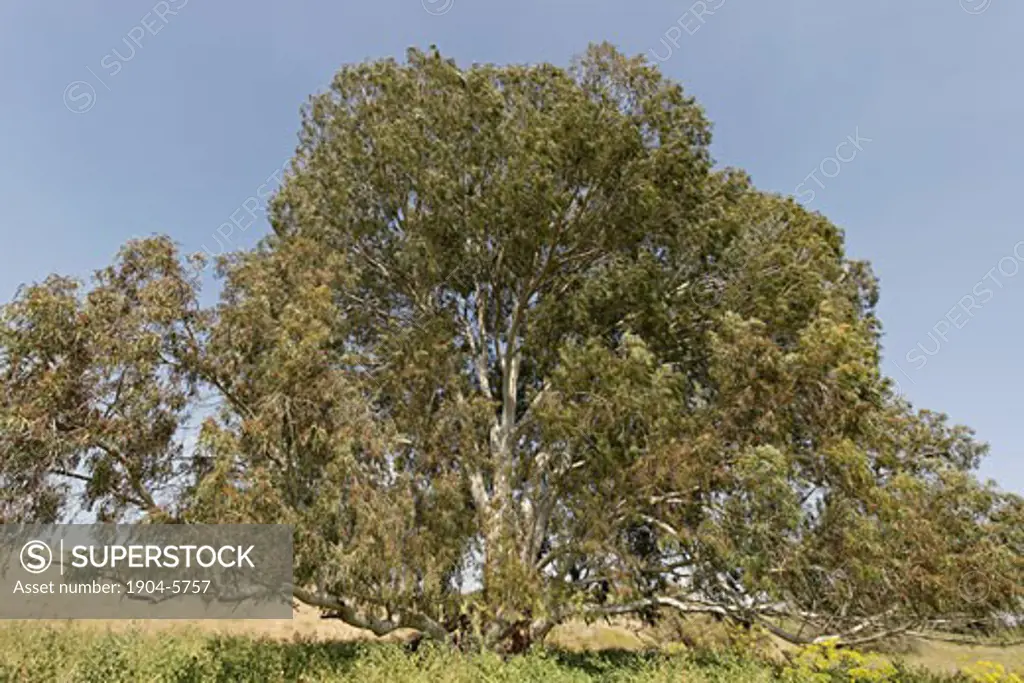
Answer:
top-left (292, 586), bottom-right (450, 642)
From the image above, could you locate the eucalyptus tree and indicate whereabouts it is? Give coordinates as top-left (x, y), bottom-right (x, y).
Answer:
top-left (1, 45), bottom-right (1019, 651)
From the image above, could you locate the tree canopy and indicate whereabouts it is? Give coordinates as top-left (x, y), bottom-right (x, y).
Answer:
top-left (1, 44), bottom-right (1020, 652)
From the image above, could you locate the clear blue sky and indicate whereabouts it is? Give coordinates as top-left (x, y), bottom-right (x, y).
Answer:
top-left (1, 1), bottom-right (1020, 493)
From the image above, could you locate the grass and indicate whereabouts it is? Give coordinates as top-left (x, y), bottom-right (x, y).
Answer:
top-left (897, 638), bottom-right (1024, 676)
top-left (0, 609), bottom-right (1018, 682)
top-left (0, 626), bottom-right (808, 682)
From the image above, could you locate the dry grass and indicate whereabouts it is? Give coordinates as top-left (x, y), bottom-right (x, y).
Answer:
top-left (21, 603), bottom-right (367, 641)
top-left (11, 606), bottom-right (1023, 676)
top-left (899, 638), bottom-right (1024, 675)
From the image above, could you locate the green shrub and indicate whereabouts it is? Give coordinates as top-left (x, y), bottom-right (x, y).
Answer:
top-left (0, 624), bottom-right (985, 682)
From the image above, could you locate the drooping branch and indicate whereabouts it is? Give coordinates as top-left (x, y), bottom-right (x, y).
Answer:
top-left (292, 586), bottom-right (450, 642)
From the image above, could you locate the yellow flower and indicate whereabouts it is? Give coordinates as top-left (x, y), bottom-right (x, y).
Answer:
top-left (963, 660), bottom-right (1024, 683)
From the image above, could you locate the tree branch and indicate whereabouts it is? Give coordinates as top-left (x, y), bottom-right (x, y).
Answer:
top-left (292, 586), bottom-right (450, 642)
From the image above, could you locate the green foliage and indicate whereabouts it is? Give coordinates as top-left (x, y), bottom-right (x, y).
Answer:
top-left (0, 43), bottom-right (1020, 651)
top-left (0, 624), bottom-right (978, 682)
top-left (0, 239), bottom-right (205, 522)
